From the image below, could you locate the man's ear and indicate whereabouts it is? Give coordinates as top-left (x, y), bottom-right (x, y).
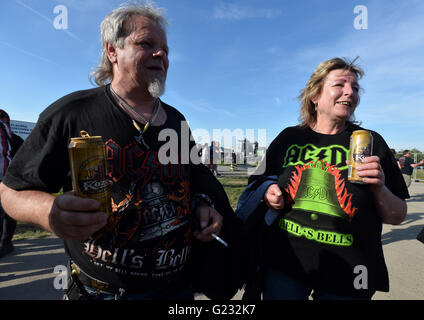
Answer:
top-left (105, 42), bottom-right (118, 63)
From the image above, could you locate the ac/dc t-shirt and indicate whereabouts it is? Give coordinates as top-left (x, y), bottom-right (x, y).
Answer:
top-left (260, 125), bottom-right (409, 297)
top-left (3, 85), bottom-right (206, 290)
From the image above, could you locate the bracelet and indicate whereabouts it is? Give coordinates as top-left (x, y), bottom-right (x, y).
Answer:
top-left (191, 193), bottom-right (215, 210)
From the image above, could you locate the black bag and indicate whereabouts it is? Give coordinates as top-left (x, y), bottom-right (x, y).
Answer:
top-left (233, 201), bottom-right (269, 300)
top-left (189, 216), bottom-right (243, 300)
top-left (417, 227), bottom-right (424, 244)
top-left (189, 164), bottom-right (243, 300)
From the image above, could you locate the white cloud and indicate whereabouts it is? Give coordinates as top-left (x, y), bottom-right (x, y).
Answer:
top-left (260, 1), bottom-right (424, 150)
top-left (166, 90), bottom-right (235, 118)
top-left (0, 40), bottom-right (60, 66)
top-left (50, 0), bottom-right (110, 12)
top-left (15, 0), bottom-right (82, 41)
top-left (212, 2), bottom-right (281, 20)
top-left (286, 2), bottom-right (424, 105)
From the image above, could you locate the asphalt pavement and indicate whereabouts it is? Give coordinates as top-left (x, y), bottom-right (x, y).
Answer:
top-left (1, 181), bottom-right (423, 300)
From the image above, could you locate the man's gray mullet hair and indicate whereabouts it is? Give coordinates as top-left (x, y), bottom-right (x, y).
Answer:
top-left (90, 1), bottom-right (168, 86)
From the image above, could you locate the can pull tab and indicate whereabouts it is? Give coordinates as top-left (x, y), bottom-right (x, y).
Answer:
top-left (80, 131), bottom-right (90, 138)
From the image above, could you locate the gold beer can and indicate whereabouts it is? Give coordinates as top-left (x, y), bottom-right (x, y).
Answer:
top-left (68, 131), bottom-right (112, 216)
top-left (348, 130), bottom-right (373, 184)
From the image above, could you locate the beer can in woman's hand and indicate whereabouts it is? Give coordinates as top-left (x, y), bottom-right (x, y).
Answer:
top-left (68, 130), bottom-right (112, 216)
top-left (348, 130), bottom-right (373, 184)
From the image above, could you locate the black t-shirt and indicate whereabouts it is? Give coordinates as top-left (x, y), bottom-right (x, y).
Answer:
top-left (3, 85), bottom-right (219, 290)
top-left (11, 134), bottom-right (24, 159)
top-left (256, 125), bottom-right (409, 297)
top-left (400, 156), bottom-right (415, 175)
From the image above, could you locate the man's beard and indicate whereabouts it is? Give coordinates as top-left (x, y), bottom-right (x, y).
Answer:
top-left (148, 74), bottom-right (166, 98)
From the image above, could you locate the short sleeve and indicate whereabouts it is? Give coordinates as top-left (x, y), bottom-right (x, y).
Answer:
top-left (3, 117), bottom-right (70, 193)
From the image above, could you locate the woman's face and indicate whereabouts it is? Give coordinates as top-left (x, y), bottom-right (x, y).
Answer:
top-left (313, 69), bottom-right (360, 124)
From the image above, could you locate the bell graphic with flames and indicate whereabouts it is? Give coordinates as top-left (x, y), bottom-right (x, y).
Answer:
top-left (286, 160), bottom-right (357, 221)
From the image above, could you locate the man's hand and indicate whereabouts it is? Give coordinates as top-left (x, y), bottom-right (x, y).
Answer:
top-left (193, 204), bottom-right (223, 242)
top-left (264, 184), bottom-right (285, 210)
top-left (49, 192), bottom-right (107, 241)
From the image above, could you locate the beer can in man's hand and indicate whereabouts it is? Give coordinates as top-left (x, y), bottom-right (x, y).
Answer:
top-left (68, 131), bottom-right (112, 216)
top-left (348, 130), bottom-right (373, 184)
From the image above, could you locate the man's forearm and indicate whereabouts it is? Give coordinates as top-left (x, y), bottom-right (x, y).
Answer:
top-left (411, 159), bottom-right (424, 168)
top-left (372, 185), bottom-right (407, 225)
top-left (0, 183), bottom-right (55, 232)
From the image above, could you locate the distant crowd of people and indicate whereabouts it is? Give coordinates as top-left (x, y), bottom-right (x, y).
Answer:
top-left (196, 139), bottom-right (261, 176)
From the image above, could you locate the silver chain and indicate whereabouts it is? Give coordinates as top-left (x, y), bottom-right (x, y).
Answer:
top-left (110, 86), bottom-right (160, 128)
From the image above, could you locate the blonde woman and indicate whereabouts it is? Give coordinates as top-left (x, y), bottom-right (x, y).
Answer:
top-left (237, 57), bottom-right (408, 300)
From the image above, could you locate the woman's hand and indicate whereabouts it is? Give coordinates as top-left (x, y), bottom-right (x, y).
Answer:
top-left (348, 156), bottom-right (406, 225)
top-left (264, 184), bottom-right (285, 210)
top-left (354, 156), bottom-right (385, 192)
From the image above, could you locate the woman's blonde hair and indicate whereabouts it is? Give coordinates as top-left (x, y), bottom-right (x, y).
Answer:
top-left (90, 1), bottom-right (168, 86)
top-left (298, 57), bottom-right (364, 127)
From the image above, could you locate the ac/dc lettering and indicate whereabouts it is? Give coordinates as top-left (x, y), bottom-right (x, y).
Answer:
top-left (105, 139), bottom-right (189, 186)
top-left (105, 139), bottom-right (122, 182)
top-left (284, 144), bottom-right (349, 170)
top-left (125, 142), bottom-right (159, 185)
top-left (97, 139), bottom-right (191, 249)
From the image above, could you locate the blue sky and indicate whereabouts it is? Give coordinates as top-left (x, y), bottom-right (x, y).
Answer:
top-left (1, 0), bottom-right (424, 151)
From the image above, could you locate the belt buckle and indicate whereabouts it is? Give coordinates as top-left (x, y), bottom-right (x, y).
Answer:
top-left (91, 279), bottom-right (109, 292)
top-left (71, 262), bottom-right (109, 295)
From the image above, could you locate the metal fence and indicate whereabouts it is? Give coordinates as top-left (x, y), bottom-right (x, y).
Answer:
top-left (412, 153), bottom-right (424, 182)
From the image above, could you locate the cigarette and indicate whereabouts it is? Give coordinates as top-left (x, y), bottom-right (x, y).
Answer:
top-left (211, 233), bottom-right (228, 247)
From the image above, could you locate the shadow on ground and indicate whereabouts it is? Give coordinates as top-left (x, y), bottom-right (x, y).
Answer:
top-left (381, 196), bottom-right (424, 246)
top-left (0, 236), bottom-right (66, 300)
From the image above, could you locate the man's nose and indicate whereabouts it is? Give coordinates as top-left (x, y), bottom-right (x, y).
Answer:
top-left (152, 48), bottom-right (167, 58)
